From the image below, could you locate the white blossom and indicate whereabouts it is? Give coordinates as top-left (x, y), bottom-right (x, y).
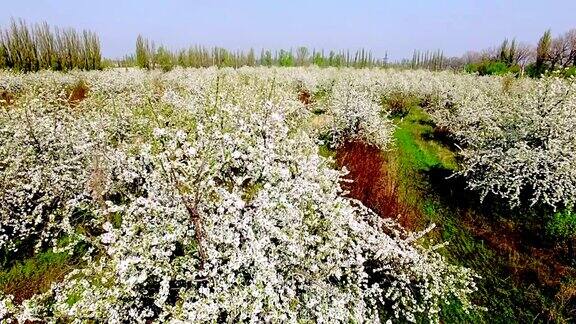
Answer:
top-left (0, 67), bottom-right (480, 323)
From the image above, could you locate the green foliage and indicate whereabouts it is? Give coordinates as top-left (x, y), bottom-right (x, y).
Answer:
top-left (0, 246), bottom-right (82, 302)
top-left (155, 46), bottom-right (174, 72)
top-left (128, 38), bottom-right (387, 69)
top-left (66, 290), bottom-right (82, 306)
top-left (546, 209), bottom-right (576, 239)
top-left (562, 66), bottom-right (576, 78)
top-left (507, 64), bottom-right (521, 75)
top-left (464, 29), bottom-right (576, 78)
top-left (525, 62), bottom-right (547, 78)
top-left (0, 18), bottom-right (101, 72)
top-left (395, 126), bottom-right (441, 170)
top-left (100, 58), bottom-right (116, 69)
top-left (392, 107), bottom-right (456, 171)
top-left (0, 251), bottom-right (69, 285)
top-left (278, 50), bottom-right (294, 67)
top-left (135, 34), bottom-right (151, 69)
top-left (526, 64), bottom-right (576, 78)
top-left (136, 38), bottom-right (178, 71)
top-left (464, 62), bottom-right (480, 74)
top-left (261, 50), bottom-right (273, 66)
top-left (409, 49), bottom-right (446, 70)
top-left (385, 109), bottom-right (481, 322)
top-left (465, 60), bottom-right (520, 76)
top-left (0, 43), bottom-right (7, 68)
top-left (525, 29), bottom-right (576, 78)
top-left (317, 144), bottom-right (336, 160)
top-left (536, 30), bottom-right (552, 71)
top-left (312, 51), bottom-right (327, 67)
top-left (506, 39), bottom-right (517, 66)
top-left (487, 61), bottom-right (509, 75)
top-left (295, 46), bottom-right (309, 66)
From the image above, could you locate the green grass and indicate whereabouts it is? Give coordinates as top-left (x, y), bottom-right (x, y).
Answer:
top-left (393, 107), bottom-right (457, 172)
top-left (0, 237), bottom-right (88, 303)
top-left (318, 143), bottom-right (336, 159)
top-left (0, 250), bottom-right (69, 281)
top-left (0, 249), bottom-right (73, 303)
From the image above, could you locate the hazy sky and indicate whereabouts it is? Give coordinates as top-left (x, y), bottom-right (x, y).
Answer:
top-left (2, 0), bottom-right (575, 60)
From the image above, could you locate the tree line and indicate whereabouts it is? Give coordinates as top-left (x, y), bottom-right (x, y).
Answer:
top-left (131, 35), bottom-right (389, 71)
top-left (0, 18), bottom-right (102, 72)
top-left (1, 18), bottom-right (575, 77)
top-left (126, 29), bottom-right (576, 76)
top-left (394, 50), bottom-right (451, 71)
top-left (463, 29), bottom-right (576, 77)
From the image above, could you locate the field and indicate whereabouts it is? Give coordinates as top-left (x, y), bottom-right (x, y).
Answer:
top-left (0, 67), bottom-right (575, 322)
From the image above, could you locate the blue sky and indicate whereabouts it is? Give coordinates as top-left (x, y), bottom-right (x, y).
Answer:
top-left (2, 0), bottom-right (575, 60)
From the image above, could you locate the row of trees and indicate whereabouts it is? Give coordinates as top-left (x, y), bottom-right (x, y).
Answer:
top-left (398, 50), bottom-right (449, 71)
top-left (0, 18), bottom-right (101, 72)
top-left (1, 19), bottom-right (573, 76)
top-left (133, 35), bottom-right (389, 71)
top-left (463, 39), bottom-right (531, 75)
top-left (531, 29), bottom-right (576, 76)
top-left (463, 29), bottom-right (576, 77)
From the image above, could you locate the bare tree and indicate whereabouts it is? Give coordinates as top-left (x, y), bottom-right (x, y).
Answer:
top-left (462, 50), bottom-right (483, 64)
top-left (515, 42), bottom-right (534, 68)
top-left (549, 34), bottom-right (571, 69)
top-left (564, 29), bottom-right (576, 66)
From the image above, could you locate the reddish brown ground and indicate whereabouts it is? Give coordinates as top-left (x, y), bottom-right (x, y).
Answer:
top-left (0, 91), bottom-right (14, 106)
top-left (67, 82), bottom-right (88, 106)
top-left (3, 263), bottom-right (72, 304)
top-left (298, 88), bottom-right (312, 106)
top-left (464, 212), bottom-right (576, 320)
top-left (463, 210), bottom-right (576, 291)
top-left (335, 140), bottom-right (420, 230)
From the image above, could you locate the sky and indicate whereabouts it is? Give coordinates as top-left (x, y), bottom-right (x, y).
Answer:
top-left (2, 0), bottom-right (576, 61)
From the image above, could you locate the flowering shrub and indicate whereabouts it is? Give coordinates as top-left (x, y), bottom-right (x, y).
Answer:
top-left (0, 92), bottom-right (97, 254)
top-left (428, 75), bottom-right (576, 208)
top-left (0, 67), bottom-right (478, 322)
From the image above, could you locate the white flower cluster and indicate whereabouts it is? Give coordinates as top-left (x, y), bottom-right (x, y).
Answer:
top-left (426, 75), bottom-right (576, 208)
top-left (0, 67), bottom-right (477, 323)
top-left (315, 72), bottom-right (395, 149)
top-left (0, 93), bottom-right (97, 253)
top-left (288, 68), bottom-right (576, 210)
